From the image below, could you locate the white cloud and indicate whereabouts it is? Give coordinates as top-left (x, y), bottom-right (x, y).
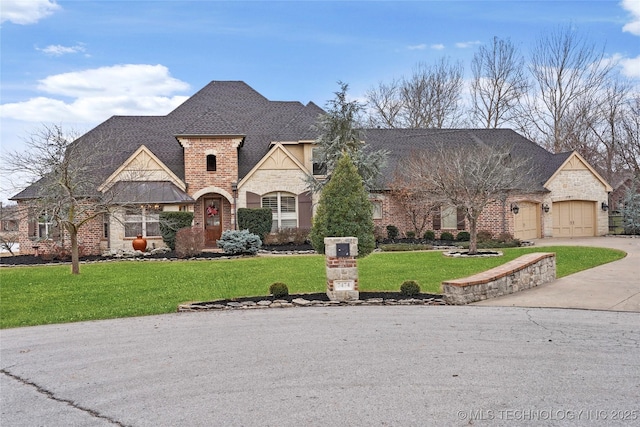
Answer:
top-left (0, 0), bottom-right (60, 25)
top-left (621, 0), bottom-right (640, 35)
top-left (0, 64), bottom-right (190, 123)
top-left (407, 44), bottom-right (427, 50)
top-left (620, 55), bottom-right (640, 79)
top-left (431, 44), bottom-right (445, 50)
top-left (36, 43), bottom-right (86, 56)
top-left (455, 40), bottom-right (481, 49)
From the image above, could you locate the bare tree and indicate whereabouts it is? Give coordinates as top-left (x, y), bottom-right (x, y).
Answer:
top-left (365, 58), bottom-right (464, 129)
top-left (388, 175), bottom-right (435, 237)
top-left (5, 124), bottom-right (128, 274)
top-left (365, 79), bottom-right (403, 129)
top-left (470, 37), bottom-right (529, 128)
top-left (522, 25), bottom-right (615, 153)
top-left (620, 93), bottom-right (640, 173)
top-left (398, 142), bottom-right (534, 254)
top-left (583, 77), bottom-right (632, 182)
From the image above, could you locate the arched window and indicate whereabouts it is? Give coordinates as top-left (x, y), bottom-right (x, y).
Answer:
top-left (206, 154), bottom-right (217, 171)
top-left (262, 192), bottom-right (297, 231)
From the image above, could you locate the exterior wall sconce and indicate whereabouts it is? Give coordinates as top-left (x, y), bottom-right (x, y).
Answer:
top-left (601, 202), bottom-right (609, 212)
top-left (542, 203), bottom-right (550, 213)
top-left (510, 203), bottom-right (519, 215)
top-left (231, 182), bottom-right (238, 196)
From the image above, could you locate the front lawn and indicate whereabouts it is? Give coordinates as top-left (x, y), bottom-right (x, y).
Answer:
top-left (0, 246), bottom-right (625, 328)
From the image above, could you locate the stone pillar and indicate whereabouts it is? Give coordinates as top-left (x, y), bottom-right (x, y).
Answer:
top-left (324, 237), bottom-right (359, 301)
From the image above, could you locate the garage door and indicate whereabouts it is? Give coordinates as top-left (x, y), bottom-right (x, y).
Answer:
top-left (514, 202), bottom-right (540, 240)
top-left (552, 201), bottom-right (595, 237)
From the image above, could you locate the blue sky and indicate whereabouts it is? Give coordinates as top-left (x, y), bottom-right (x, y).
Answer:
top-left (1, 0), bottom-right (639, 201)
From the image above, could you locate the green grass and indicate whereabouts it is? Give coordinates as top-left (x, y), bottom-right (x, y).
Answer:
top-left (0, 246), bottom-right (625, 328)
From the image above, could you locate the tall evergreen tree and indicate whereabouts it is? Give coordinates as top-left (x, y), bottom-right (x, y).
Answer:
top-left (308, 82), bottom-right (387, 192)
top-left (310, 153), bottom-right (375, 257)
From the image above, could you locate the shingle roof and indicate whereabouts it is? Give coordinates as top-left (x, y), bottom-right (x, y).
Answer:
top-left (12, 81), bottom-right (320, 199)
top-left (12, 81), bottom-right (565, 201)
top-left (363, 128), bottom-right (565, 191)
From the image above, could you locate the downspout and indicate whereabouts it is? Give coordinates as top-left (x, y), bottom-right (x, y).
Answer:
top-left (232, 182), bottom-right (238, 230)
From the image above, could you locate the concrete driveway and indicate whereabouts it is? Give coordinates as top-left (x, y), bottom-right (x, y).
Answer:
top-left (473, 236), bottom-right (640, 312)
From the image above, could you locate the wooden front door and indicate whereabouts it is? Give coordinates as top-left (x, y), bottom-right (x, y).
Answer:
top-left (204, 197), bottom-right (222, 246)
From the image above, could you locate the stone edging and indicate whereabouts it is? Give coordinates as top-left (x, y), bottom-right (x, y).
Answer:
top-left (178, 296), bottom-right (447, 311)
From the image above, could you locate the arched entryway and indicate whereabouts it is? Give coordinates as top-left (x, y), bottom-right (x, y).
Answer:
top-left (194, 193), bottom-right (233, 247)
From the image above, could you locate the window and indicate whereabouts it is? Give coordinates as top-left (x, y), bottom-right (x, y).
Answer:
top-left (312, 148), bottom-right (326, 175)
top-left (206, 154), bottom-right (217, 171)
top-left (441, 206), bottom-right (458, 229)
top-left (262, 192), bottom-right (297, 231)
top-left (124, 207), bottom-right (160, 237)
top-left (372, 200), bottom-right (383, 220)
top-left (37, 212), bottom-right (56, 239)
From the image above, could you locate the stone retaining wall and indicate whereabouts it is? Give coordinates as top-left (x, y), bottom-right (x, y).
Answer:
top-left (442, 252), bottom-right (556, 305)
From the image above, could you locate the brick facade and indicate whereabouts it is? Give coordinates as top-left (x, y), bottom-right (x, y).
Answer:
top-left (15, 201), bottom-right (104, 256)
top-left (180, 136), bottom-right (242, 232)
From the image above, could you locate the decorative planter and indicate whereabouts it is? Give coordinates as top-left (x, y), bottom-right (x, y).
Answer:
top-left (132, 235), bottom-right (147, 251)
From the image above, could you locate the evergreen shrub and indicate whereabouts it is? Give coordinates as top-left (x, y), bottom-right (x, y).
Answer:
top-left (237, 208), bottom-right (273, 240)
top-left (217, 230), bottom-right (262, 255)
top-left (159, 212), bottom-right (194, 250)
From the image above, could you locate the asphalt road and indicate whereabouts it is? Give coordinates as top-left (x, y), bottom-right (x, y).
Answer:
top-left (2, 306), bottom-right (639, 426)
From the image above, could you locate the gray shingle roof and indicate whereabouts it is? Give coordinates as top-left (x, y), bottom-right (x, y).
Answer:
top-left (12, 81), bottom-right (320, 200)
top-left (12, 81), bottom-right (565, 201)
top-left (363, 128), bottom-right (567, 191)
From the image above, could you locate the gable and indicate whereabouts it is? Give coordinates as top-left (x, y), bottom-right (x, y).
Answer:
top-left (98, 145), bottom-right (186, 192)
top-left (544, 151), bottom-right (612, 192)
top-left (238, 143), bottom-right (308, 187)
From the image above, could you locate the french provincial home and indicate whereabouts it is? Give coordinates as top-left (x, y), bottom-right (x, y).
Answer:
top-left (11, 81), bottom-right (612, 256)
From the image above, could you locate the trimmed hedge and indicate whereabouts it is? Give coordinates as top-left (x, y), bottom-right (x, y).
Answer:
top-left (159, 212), bottom-right (194, 250)
top-left (238, 208), bottom-right (273, 240)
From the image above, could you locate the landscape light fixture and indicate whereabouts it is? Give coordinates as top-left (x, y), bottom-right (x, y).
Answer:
top-left (510, 203), bottom-right (519, 215)
top-left (542, 203), bottom-right (550, 213)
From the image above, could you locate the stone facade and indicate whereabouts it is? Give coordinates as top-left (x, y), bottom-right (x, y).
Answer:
top-left (442, 252), bottom-right (556, 304)
top-left (545, 166), bottom-right (610, 237)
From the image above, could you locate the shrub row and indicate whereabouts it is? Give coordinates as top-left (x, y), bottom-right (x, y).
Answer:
top-left (378, 226), bottom-right (517, 243)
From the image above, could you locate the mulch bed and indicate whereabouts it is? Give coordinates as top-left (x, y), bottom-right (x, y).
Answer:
top-left (0, 244), bottom-right (315, 266)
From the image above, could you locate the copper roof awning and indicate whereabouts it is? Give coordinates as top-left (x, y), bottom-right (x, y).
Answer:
top-left (105, 181), bottom-right (194, 204)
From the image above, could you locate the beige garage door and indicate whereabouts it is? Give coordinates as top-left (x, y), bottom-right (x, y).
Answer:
top-left (552, 201), bottom-right (595, 237)
top-left (514, 202), bottom-right (540, 240)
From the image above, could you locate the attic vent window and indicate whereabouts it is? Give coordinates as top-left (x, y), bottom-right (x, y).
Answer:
top-left (207, 154), bottom-right (217, 171)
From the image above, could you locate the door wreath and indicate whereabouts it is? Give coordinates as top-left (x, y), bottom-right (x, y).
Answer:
top-left (206, 205), bottom-right (218, 216)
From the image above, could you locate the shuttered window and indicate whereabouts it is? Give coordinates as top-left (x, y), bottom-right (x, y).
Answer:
top-left (262, 192), bottom-right (297, 231)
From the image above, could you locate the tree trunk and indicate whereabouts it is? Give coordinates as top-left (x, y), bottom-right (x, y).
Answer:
top-left (469, 217), bottom-right (478, 255)
top-left (70, 230), bottom-right (80, 275)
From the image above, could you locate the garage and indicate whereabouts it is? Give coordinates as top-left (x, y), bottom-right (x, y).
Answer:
top-left (514, 202), bottom-right (540, 240)
top-left (552, 201), bottom-right (596, 237)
